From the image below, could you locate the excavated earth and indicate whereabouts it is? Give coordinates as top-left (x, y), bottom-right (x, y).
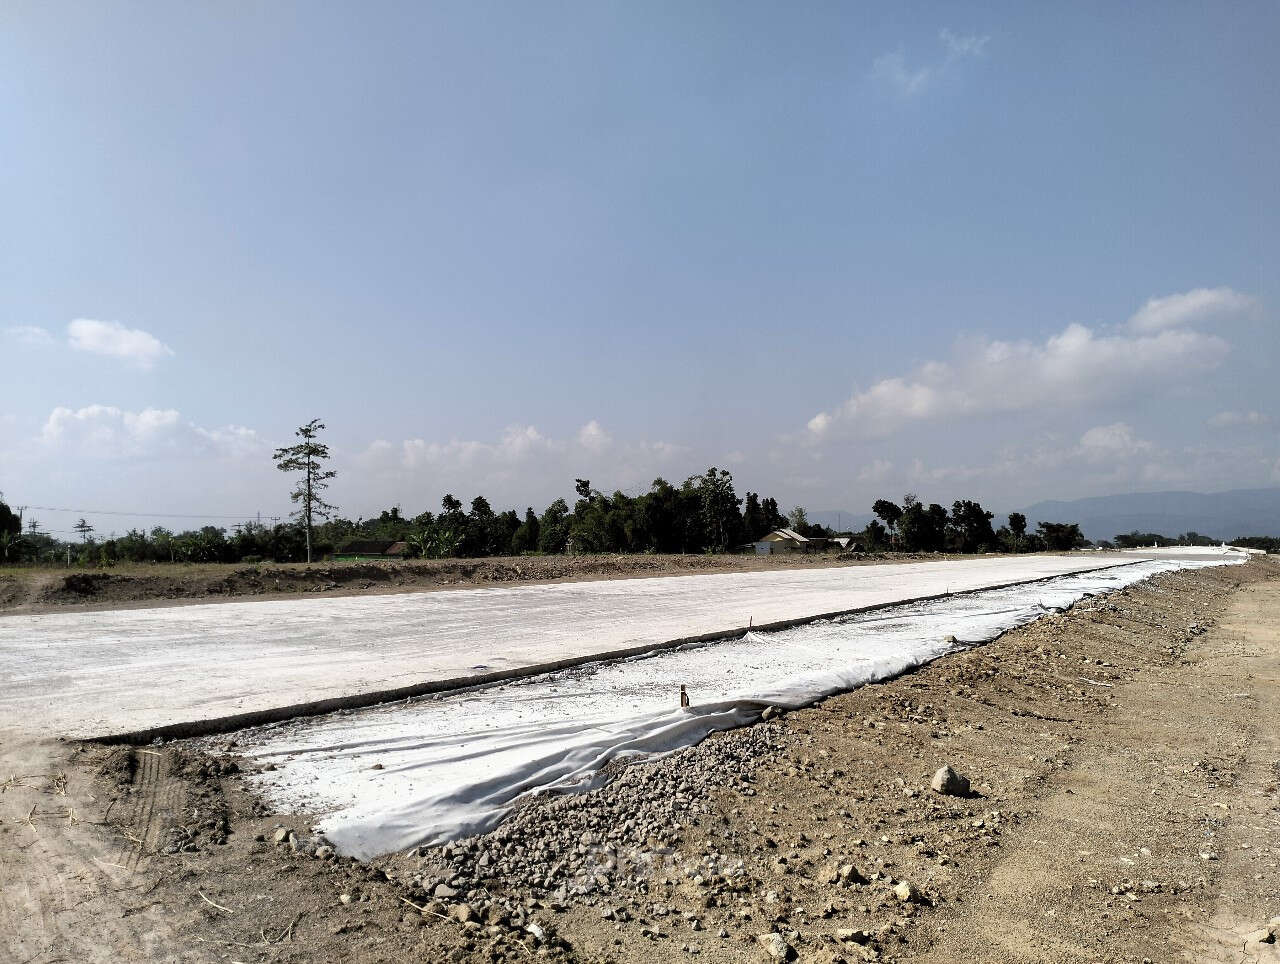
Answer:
top-left (3, 558), bottom-right (1278, 963)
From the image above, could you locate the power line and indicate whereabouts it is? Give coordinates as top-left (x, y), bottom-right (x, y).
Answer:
top-left (14, 504), bottom-right (263, 520)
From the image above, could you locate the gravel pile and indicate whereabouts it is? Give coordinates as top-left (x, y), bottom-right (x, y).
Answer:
top-left (402, 716), bottom-right (785, 903)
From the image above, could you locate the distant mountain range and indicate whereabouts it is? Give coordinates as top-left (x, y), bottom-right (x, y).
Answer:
top-left (812, 488), bottom-right (1280, 542)
top-left (1018, 488), bottom-right (1280, 542)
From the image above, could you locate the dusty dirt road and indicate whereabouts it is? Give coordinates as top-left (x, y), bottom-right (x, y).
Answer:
top-left (1, 559), bottom-right (1276, 963)
top-left (913, 566), bottom-right (1280, 962)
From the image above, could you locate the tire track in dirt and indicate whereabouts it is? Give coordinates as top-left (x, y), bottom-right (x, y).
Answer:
top-left (102, 747), bottom-right (149, 871)
top-left (127, 749), bottom-right (160, 871)
top-left (0, 738), bottom-right (193, 963)
top-left (106, 748), bottom-right (186, 876)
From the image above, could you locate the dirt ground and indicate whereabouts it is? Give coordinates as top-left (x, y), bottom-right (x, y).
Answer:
top-left (2, 559), bottom-right (1277, 963)
top-left (0, 550), bottom-right (1000, 615)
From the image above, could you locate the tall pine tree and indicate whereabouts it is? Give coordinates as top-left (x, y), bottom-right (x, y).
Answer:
top-left (273, 418), bottom-right (337, 563)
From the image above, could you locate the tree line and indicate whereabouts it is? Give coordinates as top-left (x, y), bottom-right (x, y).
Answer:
top-left (3, 420), bottom-right (1272, 567)
top-left (5, 490), bottom-right (1274, 568)
top-left (0, 484), bottom-right (1086, 566)
top-left (1106, 530), bottom-right (1265, 550)
top-left (0, 471), bottom-right (785, 565)
top-left (331, 471), bottom-right (792, 560)
top-left (866, 496), bottom-right (1086, 553)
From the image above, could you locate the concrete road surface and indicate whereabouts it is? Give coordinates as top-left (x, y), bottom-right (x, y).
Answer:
top-left (0, 552), bottom-right (1209, 739)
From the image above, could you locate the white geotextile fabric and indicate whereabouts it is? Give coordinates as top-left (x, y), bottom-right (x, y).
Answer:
top-left (228, 553), bottom-right (1242, 858)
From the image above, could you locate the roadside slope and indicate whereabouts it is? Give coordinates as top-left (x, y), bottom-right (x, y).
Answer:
top-left (914, 574), bottom-right (1280, 962)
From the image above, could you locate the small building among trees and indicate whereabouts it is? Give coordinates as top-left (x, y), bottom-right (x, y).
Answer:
top-left (333, 540), bottom-right (408, 561)
top-left (753, 528), bottom-right (813, 554)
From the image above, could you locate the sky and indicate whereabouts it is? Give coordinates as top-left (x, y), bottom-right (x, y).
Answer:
top-left (2, 1), bottom-right (1278, 538)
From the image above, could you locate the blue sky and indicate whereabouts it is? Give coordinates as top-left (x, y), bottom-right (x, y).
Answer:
top-left (2, 2), bottom-right (1277, 537)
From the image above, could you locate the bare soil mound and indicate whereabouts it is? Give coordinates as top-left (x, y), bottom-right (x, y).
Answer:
top-left (0, 575), bottom-right (24, 609)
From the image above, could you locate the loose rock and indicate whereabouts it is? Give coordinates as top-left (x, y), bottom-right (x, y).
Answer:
top-left (757, 932), bottom-right (794, 960)
top-left (930, 765), bottom-right (970, 796)
top-left (893, 881), bottom-right (920, 903)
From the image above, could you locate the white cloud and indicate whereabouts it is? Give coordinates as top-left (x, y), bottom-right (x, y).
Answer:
top-left (905, 457), bottom-right (988, 486)
top-left (871, 52), bottom-right (932, 97)
top-left (1077, 422), bottom-right (1153, 459)
top-left (895, 423), bottom-right (1169, 497)
top-left (498, 424), bottom-right (554, 461)
top-left (355, 422), bottom-right (689, 508)
top-left (1126, 286), bottom-right (1258, 332)
top-left (392, 421), bottom-right (672, 476)
top-left (806, 295), bottom-right (1235, 441)
top-left (939, 28), bottom-right (990, 58)
top-left (201, 424), bottom-right (262, 457)
top-left (4, 325), bottom-right (54, 346)
top-left (857, 459), bottom-right (894, 483)
top-left (636, 440), bottom-right (687, 462)
top-left (40, 404), bottom-right (261, 459)
top-left (576, 419), bottom-right (612, 453)
top-left (399, 425), bottom-right (561, 471)
top-left (67, 318), bottom-right (174, 368)
top-left (805, 412), bottom-right (833, 437)
top-left (1207, 409), bottom-right (1273, 428)
top-left (872, 28), bottom-right (989, 97)
top-left (808, 324), bottom-right (1227, 440)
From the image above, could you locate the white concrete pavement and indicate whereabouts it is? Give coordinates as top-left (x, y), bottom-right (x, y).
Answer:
top-left (0, 552), bottom-right (1218, 739)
